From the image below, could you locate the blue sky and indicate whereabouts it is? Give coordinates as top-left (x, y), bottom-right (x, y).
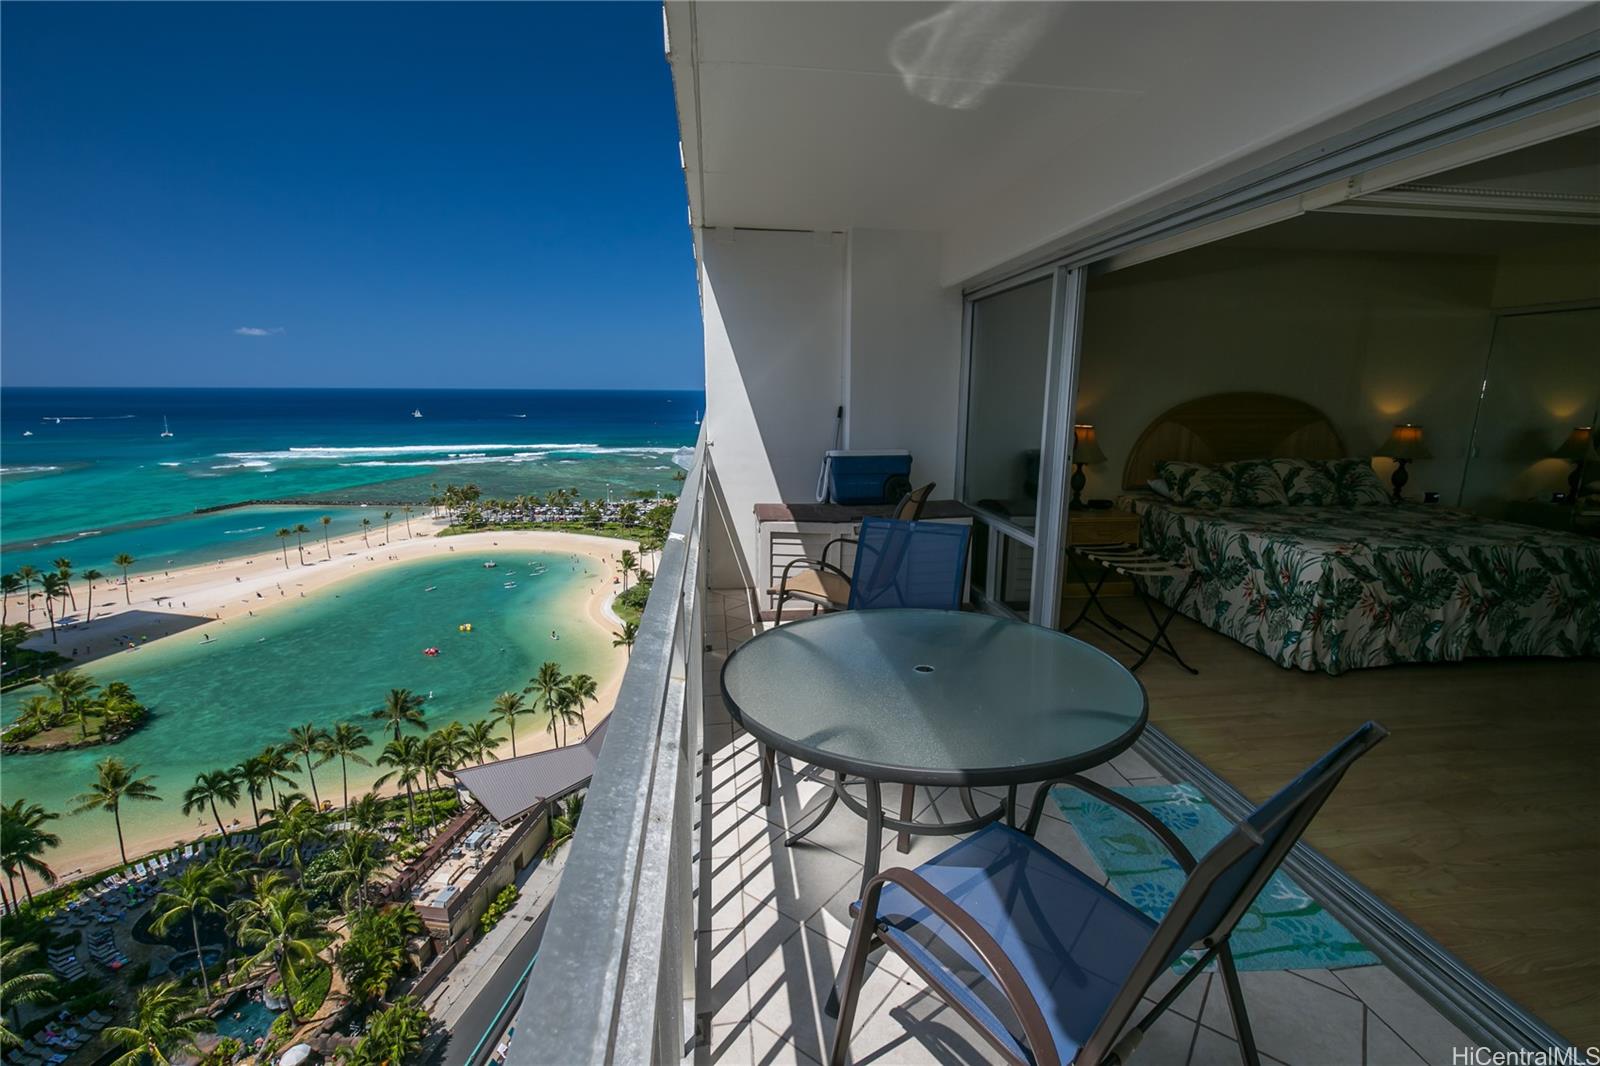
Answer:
top-left (1, 2), bottom-right (702, 389)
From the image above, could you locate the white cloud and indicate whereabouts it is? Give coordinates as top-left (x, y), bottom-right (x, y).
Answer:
top-left (233, 326), bottom-right (285, 336)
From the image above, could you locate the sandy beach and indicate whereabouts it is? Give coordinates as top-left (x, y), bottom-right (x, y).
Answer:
top-left (4, 518), bottom-right (638, 879)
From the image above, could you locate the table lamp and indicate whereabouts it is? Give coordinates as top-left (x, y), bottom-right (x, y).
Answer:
top-left (1380, 423), bottom-right (1430, 502)
top-left (1071, 424), bottom-right (1107, 509)
top-left (1554, 426), bottom-right (1593, 505)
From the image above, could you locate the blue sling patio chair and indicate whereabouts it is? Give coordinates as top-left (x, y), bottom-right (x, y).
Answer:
top-left (755, 516), bottom-right (971, 817)
top-left (770, 483), bottom-right (936, 621)
top-left (828, 721), bottom-right (1389, 1066)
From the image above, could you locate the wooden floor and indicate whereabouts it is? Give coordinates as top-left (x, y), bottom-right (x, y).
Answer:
top-left (1068, 596), bottom-right (1600, 1048)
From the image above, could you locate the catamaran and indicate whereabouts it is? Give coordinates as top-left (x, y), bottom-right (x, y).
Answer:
top-left (160, 416), bottom-right (174, 438)
top-left (412, 408), bottom-right (423, 418)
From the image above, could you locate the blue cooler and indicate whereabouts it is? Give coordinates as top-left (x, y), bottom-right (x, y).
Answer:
top-left (817, 450), bottom-right (913, 505)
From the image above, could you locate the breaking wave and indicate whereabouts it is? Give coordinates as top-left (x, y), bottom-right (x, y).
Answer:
top-left (217, 442), bottom-right (680, 463)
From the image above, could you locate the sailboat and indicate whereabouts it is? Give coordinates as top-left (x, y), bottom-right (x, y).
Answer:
top-left (694, 409), bottom-right (702, 426)
top-left (412, 408), bottom-right (424, 418)
top-left (160, 416), bottom-right (174, 438)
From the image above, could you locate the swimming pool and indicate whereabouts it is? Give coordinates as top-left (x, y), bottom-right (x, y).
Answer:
top-left (213, 999), bottom-right (279, 1043)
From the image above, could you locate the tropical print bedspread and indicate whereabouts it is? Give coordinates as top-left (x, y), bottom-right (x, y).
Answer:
top-left (1125, 497), bottom-right (1600, 674)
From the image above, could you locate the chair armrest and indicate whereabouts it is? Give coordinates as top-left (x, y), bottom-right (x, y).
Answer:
top-left (861, 867), bottom-right (1061, 1066)
top-left (1024, 773), bottom-right (1198, 872)
top-left (822, 535), bottom-right (857, 570)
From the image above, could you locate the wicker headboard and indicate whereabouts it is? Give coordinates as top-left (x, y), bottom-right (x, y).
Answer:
top-left (1121, 392), bottom-right (1347, 489)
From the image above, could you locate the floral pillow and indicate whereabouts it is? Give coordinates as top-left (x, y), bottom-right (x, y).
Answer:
top-left (1155, 460), bottom-right (1233, 508)
top-left (1317, 457), bottom-right (1391, 506)
top-left (1271, 458), bottom-right (1337, 506)
top-left (1219, 459), bottom-right (1289, 507)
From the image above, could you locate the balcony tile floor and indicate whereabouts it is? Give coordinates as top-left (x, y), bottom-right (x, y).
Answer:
top-left (697, 592), bottom-right (1475, 1066)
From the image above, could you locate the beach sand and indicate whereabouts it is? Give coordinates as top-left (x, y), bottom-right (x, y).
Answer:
top-left (6, 519), bottom-right (638, 878)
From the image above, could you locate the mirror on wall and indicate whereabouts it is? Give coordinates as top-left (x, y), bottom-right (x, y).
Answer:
top-left (1458, 305), bottom-right (1600, 518)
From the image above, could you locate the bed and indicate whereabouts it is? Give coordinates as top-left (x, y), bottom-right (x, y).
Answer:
top-left (1116, 393), bottom-right (1600, 675)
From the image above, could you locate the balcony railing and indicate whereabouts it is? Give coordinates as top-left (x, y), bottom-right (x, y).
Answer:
top-left (508, 434), bottom-right (708, 1064)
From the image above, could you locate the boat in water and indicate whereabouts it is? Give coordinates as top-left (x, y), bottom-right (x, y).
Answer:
top-left (423, 585), bottom-right (437, 592)
top-left (503, 581), bottom-right (518, 589)
top-left (160, 415), bottom-right (174, 438)
top-left (482, 560), bottom-right (497, 569)
top-left (412, 408), bottom-right (423, 418)
top-left (21, 430), bottom-right (32, 437)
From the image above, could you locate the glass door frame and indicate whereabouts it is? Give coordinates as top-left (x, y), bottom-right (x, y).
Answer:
top-left (955, 264), bottom-right (1087, 627)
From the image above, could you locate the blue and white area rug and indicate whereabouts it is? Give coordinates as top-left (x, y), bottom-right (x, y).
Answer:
top-left (1053, 783), bottom-right (1379, 972)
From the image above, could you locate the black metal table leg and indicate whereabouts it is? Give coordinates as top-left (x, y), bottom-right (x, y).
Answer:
top-left (784, 771), bottom-right (844, 846)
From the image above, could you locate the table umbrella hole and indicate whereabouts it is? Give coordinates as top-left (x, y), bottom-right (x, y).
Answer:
top-left (913, 664), bottom-right (934, 673)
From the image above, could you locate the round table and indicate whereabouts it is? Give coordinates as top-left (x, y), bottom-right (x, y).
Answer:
top-left (720, 609), bottom-right (1147, 887)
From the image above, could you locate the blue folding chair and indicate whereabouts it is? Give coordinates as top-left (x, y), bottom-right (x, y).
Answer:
top-left (829, 722), bottom-right (1388, 1066)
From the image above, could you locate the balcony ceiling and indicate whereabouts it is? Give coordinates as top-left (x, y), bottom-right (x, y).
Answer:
top-left (666, 0), bottom-right (1596, 284)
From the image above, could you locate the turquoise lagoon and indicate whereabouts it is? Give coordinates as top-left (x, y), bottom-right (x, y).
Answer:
top-left (0, 549), bottom-right (614, 872)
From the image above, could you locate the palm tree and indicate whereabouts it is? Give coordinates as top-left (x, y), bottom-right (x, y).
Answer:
top-left (618, 549), bottom-right (638, 591)
top-left (182, 769), bottom-right (242, 839)
top-left (14, 566), bottom-right (39, 624)
top-left (334, 906), bottom-right (408, 1006)
top-left (325, 722), bottom-right (373, 809)
top-left (382, 510), bottom-right (393, 544)
top-left (463, 719), bottom-right (503, 764)
top-left (229, 884), bottom-right (326, 1024)
top-left (489, 692), bottom-right (530, 757)
top-left (613, 619), bottom-right (639, 656)
top-left (53, 558), bottom-right (77, 612)
top-left (336, 996), bottom-right (429, 1064)
top-left (260, 800), bottom-right (327, 871)
top-left (546, 792), bottom-right (584, 856)
top-left (524, 661), bottom-right (568, 744)
top-left (285, 724), bottom-right (332, 807)
top-left (38, 573), bottom-right (63, 643)
top-left (418, 731), bottom-right (455, 793)
top-left (72, 756), bottom-right (162, 866)
top-left (0, 573), bottom-right (20, 628)
top-left (360, 517), bottom-right (372, 547)
top-left (14, 563), bottom-right (39, 624)
top-left (275, 528), bottom-right (292, 569)
top-left (320, 514), bottom-right (333, 559)
top-left (80, 568), bottom-right (105, 621)
top-left (104, 981), bottom-right (214, 1066)
top-left (1, 938), bottom-right (56, 1049)
top-left (311, 831), bottom-right (385, 909)
top-left (565, 673), bottom-right (599, 739)
top-left (293, 523), bottom-right (310, 565)
top-left (347, 792), bottom-right (387, 833)
top-left (0, 800), bottom-right (61, 904)
top-left (234, 754), bottom-right (273, 828)
top-left (205, 844), bottom-right (257, 889)
top-left (255, 745), bottom-right (300, 811)
top-left (402, 505), bottom-right (414, 538)
top-left (372, 688), bottom-right (426, 740)
top-left (43, 669), bottom-right (96, 738)
top-left (551, 688), bottom-right (586, 748)
top-left (109, 553), bottom-right (137, 605)
top-left (374, 736), bottom-right (425, 831)
top-left (150, 864), bottom-right (229, 997)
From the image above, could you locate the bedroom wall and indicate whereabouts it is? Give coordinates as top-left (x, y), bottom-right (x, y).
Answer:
top-left (1076, 245), bottom-right (1498, 504)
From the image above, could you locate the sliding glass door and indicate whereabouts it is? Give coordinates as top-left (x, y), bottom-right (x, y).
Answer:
top-left (959, 267), bottom-right (1085, 625)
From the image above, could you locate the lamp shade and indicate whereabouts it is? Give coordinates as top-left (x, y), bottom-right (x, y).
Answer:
top-left (1073, 424), bottom-right (1107, 465)
top-left (1554, 425), bottom-right (1593, 460)
top-left (1381, 423), bottom-right (1431, 460)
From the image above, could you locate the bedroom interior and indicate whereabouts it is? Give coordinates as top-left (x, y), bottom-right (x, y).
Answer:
top-left (1045, 128), bottom-right (1600, 1045)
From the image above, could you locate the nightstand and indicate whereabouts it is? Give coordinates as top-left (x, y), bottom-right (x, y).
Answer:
top-left (1063, 510), bottom-right (1141, 598)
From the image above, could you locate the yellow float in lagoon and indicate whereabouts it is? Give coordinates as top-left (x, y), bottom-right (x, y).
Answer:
top-left (458, 623), bottom-right (473, 632)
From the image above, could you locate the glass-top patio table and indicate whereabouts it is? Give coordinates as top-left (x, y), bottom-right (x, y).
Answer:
top-left (720, 609), bottom-right (1147, 890)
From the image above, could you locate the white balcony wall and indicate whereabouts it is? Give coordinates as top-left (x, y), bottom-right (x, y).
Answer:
top-left (700, 226), bottom-right (962, 588)
top-left (842, 228), bottom-right (962, 493)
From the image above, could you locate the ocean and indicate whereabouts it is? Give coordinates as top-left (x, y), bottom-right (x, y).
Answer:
top-left (1, 386), bottom-right (702, 575)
